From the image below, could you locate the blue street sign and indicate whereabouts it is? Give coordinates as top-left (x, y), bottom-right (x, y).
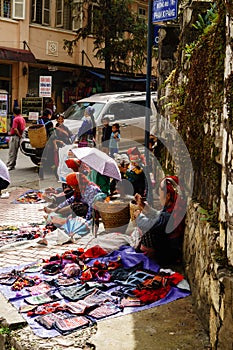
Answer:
top-left (154, 25), bottom-right (161, 47)
top-left (152, 0), bottom-right (178, 23)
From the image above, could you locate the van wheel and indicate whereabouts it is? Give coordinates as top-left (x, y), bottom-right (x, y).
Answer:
top-left (30, 156), bottom-right (41, 166)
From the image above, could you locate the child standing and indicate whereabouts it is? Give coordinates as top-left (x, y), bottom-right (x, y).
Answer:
top-left (109, 123), bottom-right (120, 157)
top-left (101, 116), bottom-right (112, 154)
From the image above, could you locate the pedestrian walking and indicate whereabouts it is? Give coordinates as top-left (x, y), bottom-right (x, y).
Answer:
top-left (6, 106), bottom-right (26, 171)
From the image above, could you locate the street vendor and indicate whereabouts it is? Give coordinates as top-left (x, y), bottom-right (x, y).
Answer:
top-left (119, 154), bottom-right (147, 197)
top-left (133, 175), bottom-right (186, 265)
top-left (44, 172), bottom-right (106, 224)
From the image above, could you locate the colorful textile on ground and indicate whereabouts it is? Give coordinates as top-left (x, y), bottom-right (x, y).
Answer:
top-left (0, 246), bottom-right (190, 338)
top-left (0, 224), bottom-right (46, 248)
top-left (12, 190), bottom-right (45, 204)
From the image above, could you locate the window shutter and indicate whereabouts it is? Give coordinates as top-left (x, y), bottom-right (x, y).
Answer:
top-left (56, 0), bottom-right (63, 27)
top-left (31, 0), bottom-right (37, 22)
top-left (72, 0), bottom-right (82, 31)
top-left (12, 0), bottom-right (25, 19)
top-left (42, 0), bottom-right (50, 25)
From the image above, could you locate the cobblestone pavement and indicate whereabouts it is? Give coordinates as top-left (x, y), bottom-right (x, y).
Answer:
top-left (0, 186), bottom-right (210, 350)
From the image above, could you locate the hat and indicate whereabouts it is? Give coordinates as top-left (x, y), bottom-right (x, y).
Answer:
top-left (127, 147), bottom-right (141, 156)
top-left (65, 158), bottom-right (81, 172)
top-left (101, 116), bottom-right (110, 122)
top-left (129, 155), bottom-right (141, 164)
top-left (66, 173), bottom-right (79, 186)
top-left (85, 106), bottom-right (95, 116)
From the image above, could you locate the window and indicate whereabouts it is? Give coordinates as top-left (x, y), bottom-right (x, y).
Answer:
top-left (106, 103), bottom-right (131, 121)
top-left (138, 6), bottom-right (146, 24)
top-left (31, 0), bottom-right (50, 25)
top-left (13, 0), bottom-right (25, 19)
top-left (72, 0), bottom-right (82, 31)
top-left (87, 3), bottom-right (99, 34)
top-left (55, 0), bottom-right (72, 30)
top-left (0, 0), bottom-right (11, 18)
top-left (138, 7), bottom-right (146, 17)
top-left (56, 0), bottom-right (63, 27)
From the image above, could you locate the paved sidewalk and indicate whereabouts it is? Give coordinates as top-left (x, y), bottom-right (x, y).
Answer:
top-left (0, 187), bottom-right (210, 350)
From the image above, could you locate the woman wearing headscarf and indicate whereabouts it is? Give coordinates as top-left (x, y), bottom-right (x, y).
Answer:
top-left (44, 172), bottom-right (105, 222)
top-left (133, 175), bottom-right (186, 264)
top-left (76, 106), bottom-right (96, 147)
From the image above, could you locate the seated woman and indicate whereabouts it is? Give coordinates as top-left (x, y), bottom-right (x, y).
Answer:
top-left (119, 154), bottom-right (147, 197)
top-left (134, 175), bottom-right (186, 265)
top-left (44, 172), bottom-right (106, 226)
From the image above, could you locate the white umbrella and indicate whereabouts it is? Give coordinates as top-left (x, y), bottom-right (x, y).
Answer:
top-left (72, 147), bottom-right (121, 181)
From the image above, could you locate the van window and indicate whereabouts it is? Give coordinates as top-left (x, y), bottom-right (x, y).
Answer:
top-left (127, 102), bottom-right (147, 119)
top-left (67, 102), bottom-right (105, 121)
top-left (105, 102), bottom-right (131, 120)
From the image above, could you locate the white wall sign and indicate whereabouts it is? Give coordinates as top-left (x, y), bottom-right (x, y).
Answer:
top-left (39, 76), bottom-right (52, 97)
top-left (28, 112), bottom-right (39, 121)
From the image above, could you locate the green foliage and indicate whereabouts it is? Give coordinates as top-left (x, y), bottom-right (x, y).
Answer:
top-left (192, 3), bottom-right (218, 34)
top-left (0, 327), bottom-right (11, 335)
top-left (184, 42), bottom-right (196, 61)
top-left (160, 0), bottom-right (226, 211)
top-left (63, 0), bottom-right (148, 81)
top-left (197, 203), bottom-right (218, 227)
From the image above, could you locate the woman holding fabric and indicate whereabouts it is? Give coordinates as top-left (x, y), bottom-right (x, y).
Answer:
top-left (44, 172), bottom-right (106, 224)
top-left (133, 175), bottom-right (186, 265)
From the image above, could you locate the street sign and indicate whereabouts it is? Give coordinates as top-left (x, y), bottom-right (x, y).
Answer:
top-left (152, 0), bottom-right (178, 23)
top-left (154, 25), bottom-right (161, 47)
top-left (39, 76), bottom-right (52, 98)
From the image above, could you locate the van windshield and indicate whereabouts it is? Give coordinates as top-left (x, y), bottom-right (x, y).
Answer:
top-left (66, 102), bottom-right (105, 121)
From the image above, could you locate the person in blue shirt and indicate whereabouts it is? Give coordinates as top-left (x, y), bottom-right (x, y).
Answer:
top-left (77, 106), bottom-right (96, 147)
top-left (109, 123), bottom-right (120, 157)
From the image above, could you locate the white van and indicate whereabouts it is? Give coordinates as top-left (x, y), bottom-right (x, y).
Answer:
top-left (63, 91), bottom-right (158, 150)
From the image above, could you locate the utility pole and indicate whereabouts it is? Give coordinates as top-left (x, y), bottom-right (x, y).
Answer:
top-left (145, 0), bottom-right (153, 205)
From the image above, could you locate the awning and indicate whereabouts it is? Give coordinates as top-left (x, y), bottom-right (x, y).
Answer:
top-left (88, 70), bottom-right (146, 82)
top-left (0, 47), bottom-right (36, 63)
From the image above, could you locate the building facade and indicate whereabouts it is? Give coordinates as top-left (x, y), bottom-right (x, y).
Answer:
top-left (0, 0), bottom-right (150, 119)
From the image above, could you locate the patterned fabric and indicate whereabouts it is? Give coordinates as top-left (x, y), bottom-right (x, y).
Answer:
top-left (54, 315), bottom-right (90, 334)
top-left (77, 116), bottom-right (93, 138)
top-left (81, 184), bottom-right (102, 220)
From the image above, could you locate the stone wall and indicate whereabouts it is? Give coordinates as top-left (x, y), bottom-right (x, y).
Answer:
top-left (184, 201), bottom-right (233, 350)
top-left (157, 1), bottom-right (233, 349)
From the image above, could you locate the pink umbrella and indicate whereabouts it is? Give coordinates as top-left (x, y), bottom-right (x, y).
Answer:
top-left (72, 147), bottom-right (121, 181)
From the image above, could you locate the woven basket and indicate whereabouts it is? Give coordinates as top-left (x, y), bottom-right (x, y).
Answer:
top-left (28, 124), bottom-right (47, 148)
top-left (95, 200), bottom-right (130, 231)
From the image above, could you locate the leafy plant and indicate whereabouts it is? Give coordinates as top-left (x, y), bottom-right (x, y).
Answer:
top-left (0, 327), bottom-right (11, 335)
top-left (192, 3), bottom-right (218, 34)
top-left (184, 42), bottom-right (196, 61)
top-left (197, 202), bottom-right (218, 226)
top-left (63, 0), bottom-right (148, 91)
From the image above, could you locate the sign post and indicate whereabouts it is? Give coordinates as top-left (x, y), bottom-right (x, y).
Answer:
top-left (152, 0), bottom-right (178, 23)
